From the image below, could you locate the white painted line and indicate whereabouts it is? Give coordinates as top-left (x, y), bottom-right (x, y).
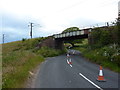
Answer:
top-left (67, 59), bottom-right (69, 64)
top-left (69, 58), bottom-right (71, 62)
top-left (67, 58), bottom-right (72, 67)
top-left (70, 64), bottom-right (72, 67)
top-left (79, 73), bottom-right (103, 90)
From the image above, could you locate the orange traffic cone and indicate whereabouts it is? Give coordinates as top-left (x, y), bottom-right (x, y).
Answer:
top-left (97, 66), bottom-right (106, 82)
top-left (69, 61), bottom-right (72, 64)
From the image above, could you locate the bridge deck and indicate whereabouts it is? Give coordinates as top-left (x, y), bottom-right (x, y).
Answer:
top-left (53, 29), bottom-right (91, 39)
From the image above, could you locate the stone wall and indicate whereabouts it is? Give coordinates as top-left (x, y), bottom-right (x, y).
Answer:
top-left (37, 37), bottom-right (55, 49)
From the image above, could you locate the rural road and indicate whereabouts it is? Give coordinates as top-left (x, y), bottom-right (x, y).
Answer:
top-left (33, 50), bottom-right (119, 89)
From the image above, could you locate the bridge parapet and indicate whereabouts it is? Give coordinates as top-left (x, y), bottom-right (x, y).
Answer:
top-left (53, 28), bottom-right (92, 39)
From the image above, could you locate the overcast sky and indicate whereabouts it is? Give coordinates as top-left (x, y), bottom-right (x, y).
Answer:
top-left (1, 0), bottom-right (119, 43)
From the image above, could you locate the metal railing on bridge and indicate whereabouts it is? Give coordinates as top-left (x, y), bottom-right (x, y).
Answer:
top-left (53, 29), bottom-right (92, 39)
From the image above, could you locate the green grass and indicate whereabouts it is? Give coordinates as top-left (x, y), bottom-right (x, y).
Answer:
top-left (73, 44), bottom-right (120, 73)
top-left (36, 47), bottom-right (65, 57)
top-left (2, 37), bottom-right (65, 88)
top-left (2, 51), bottom-right (44, 88)
top-left (2, 47), bottom-right (45, 88)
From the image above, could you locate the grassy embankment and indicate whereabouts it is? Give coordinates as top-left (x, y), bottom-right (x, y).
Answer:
top-left (73, 39), bottom-right (120, 73)
top-left (2, 37), bottom-right (65, 88)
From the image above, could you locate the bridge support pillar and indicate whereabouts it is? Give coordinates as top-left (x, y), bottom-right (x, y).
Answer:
top-left (55, 39), bottom-right (64, 50)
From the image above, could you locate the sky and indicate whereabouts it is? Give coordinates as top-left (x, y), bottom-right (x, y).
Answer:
top-left (0, 0), bottom-right (119, 43)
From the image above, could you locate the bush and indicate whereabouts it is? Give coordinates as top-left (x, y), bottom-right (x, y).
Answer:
top-left (90, 26), bottom-right (118, 48)
top-left (114, 55), bottom-right (120, 66)
top-left (22, 38), bottom-right (27, 41)
top-left (100, 30), bottom-right (112, 46)
top-left (73, 44), bottom-right (120, 72)
top-left (37, 47), bottom-right (65, 57)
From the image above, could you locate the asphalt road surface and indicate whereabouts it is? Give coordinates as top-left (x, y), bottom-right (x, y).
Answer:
top-left (34, 50), bottom-right (119, 89)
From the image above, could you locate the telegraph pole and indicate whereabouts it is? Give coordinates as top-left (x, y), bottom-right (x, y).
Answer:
top-left (3, 34), bottom-right (4, 44)
top-left (28, 23), bottom-right (34, 39)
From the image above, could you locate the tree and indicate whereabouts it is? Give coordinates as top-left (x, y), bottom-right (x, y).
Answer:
top-left (62, 27), bottom-right (79, 33)
top-left (100, 30), bottom-right (112, 46)
top-left (117, 18), bottom-right (120, 45)
top-left (90, 27), bottom-right (102, 45)
top-left (62, 27), bottom-right (82, 47)
top-left (90, 27), bottom-right (116, 48)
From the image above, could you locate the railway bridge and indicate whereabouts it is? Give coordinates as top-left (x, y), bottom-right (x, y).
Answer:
top-left (53, 28), bottom-right (92, 49)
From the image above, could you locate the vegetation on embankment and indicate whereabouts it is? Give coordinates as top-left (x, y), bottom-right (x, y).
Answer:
top-left (73, 23), bottom-right (120, 73)
top-left (2, 37), bottom-right (65, 88)
top-left (74, 43), bottom-right (120, 73)
top-left (63, 22), bottom-right (120, 72)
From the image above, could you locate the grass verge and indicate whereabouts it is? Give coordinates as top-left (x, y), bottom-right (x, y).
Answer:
top-left (2, 38), bottom-right (65, 88)
top-left (2, 50), bottom-right (44, 88)
top-left (73, 45), bottom-right (120, 73)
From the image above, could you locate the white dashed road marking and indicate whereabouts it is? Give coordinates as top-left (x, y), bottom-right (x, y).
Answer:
top-left (66, 55), bottom-right (103, 89)
top-left (67, 59), bottom-right (69, 64)
top-left (70, 64), bottom-right (72, 67)
top-left (79, 73), bottom-right (103, 90)
top-left (67, 59), bottom-right (72, 67)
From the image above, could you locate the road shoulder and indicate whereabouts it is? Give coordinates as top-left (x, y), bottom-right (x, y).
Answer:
top-left (25, 62), bottom-right (42, 88)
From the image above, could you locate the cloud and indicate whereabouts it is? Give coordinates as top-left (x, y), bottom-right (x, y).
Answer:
top-left (1, 13), bottom-right (44, 43)
top-left (68, 17), bottom-right (101, 28)
top-left (1, 0), bottom-right (118, 43)
top-left (3, 15), bottom-right (26, 29)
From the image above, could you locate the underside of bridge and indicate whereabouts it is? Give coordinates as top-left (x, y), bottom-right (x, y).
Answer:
top-left (55, 34), bottom-right (88, 49)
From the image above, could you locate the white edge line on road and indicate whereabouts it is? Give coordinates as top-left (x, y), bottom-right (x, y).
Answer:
top-left (70, 64), bottom-right (72, 67)
top-left (79, 73), bottom-right (103, 90)
top-left (67, 59), bottom-right (69, 64)
top-left (67, 59), bottom-right (72, 67)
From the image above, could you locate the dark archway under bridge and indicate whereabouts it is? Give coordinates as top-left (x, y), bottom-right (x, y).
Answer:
top-left (54, 34), bottom-right (88, 49)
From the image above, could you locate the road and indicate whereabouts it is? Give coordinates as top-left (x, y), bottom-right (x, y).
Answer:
top-left (33, 50), bottom-right (119, 89)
